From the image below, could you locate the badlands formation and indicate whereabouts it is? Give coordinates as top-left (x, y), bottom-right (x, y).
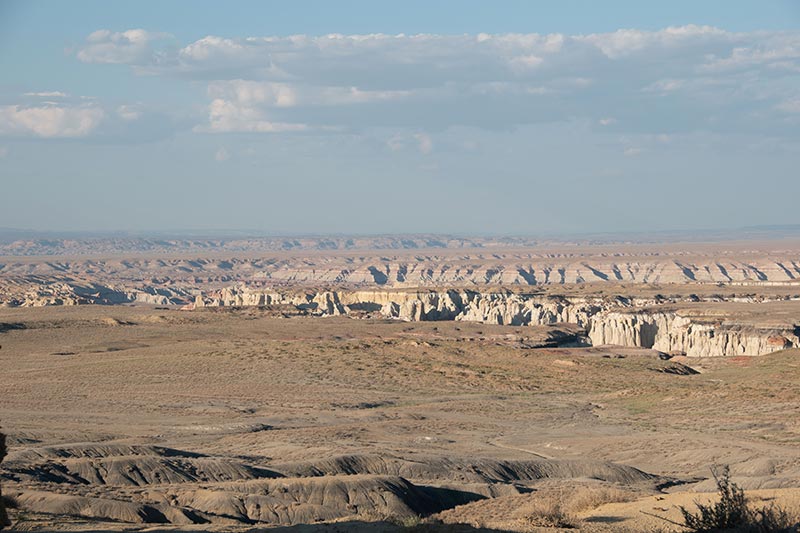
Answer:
top-left (1, 236), bottom-right (800, 531)
top-left (3, 237), bottom-right (799, 358)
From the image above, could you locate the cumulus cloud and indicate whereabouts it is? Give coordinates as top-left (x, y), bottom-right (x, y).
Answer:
top-left (0, 104), bottom-right (104, 138)
top-left (79, 25), bottom-right (797, 83)
top-left (77, 29), bottom-right (171, 65)
top-left (75, 26), bottom-right (800, 136)
top-left (197, 80), bottom-right (415, 132)
top-left (581, 25), bottom-right (728, 59)
top-left (197, 96), bottom-right (308, 133)
top-left (0, 83), bottom-right (182, 142)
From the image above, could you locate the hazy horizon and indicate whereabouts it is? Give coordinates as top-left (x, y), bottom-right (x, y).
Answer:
top-left (2, 222), bottom-right (800, 243)
top-left (2, 1), bottom-right (799, 235)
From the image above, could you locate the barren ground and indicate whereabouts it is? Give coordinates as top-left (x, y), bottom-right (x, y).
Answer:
top-left (1, 305), bottom-right (799, 531)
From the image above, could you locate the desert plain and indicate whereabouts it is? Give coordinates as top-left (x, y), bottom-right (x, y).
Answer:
top-left (1, 236), bottom-right (800, 532)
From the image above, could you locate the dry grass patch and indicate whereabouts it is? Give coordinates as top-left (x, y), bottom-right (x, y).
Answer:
top-left (517, 485), bottom-right (637, 529)
top-left (567, 485), bottom-right (637, 513)
top-left (519, 492), bottom-right (578, 529)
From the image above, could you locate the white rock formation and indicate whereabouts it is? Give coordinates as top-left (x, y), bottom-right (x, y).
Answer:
top-left (588, 311), bottom-right (798, 357)
top-left (193, 285), bottom-right (798, 357)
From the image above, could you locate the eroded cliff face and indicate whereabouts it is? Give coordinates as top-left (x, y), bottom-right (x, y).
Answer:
top-left (194, 287), bottom-right (606, 326)
top-left (194, 286), bottom-right (799, 357)
top-left (588, 311), bottom-right (799, 357)
top-left (4, 244), bottom-right (800, 309)
top-left (0, 280), bottom-right (188, 308)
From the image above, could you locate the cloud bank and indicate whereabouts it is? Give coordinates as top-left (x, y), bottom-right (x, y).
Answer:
top-left (6, 26), bottom-right (800, 140)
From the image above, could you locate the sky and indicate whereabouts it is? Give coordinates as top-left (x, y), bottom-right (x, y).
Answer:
top-left (1, 1), bottom-right (799, 236)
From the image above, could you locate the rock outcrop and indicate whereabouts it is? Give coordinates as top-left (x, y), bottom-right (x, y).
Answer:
top-left (194, 286), bottom-right (800, 357)
top-left (0, 279), bottom-right (190, 308)
top-left (4, 240), bottom-right (800, 311)
top-left (588, 311), bottom-right (800, 357)
top-left (2, 443), bottom-right (662, 526)
top-left (195, 287), bottom-right (608, 326)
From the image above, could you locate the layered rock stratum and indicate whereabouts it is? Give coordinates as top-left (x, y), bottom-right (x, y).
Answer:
top-left (193, 286), bottom-right (800, 357)
top-left (2, 238), bottom-right (800, 357)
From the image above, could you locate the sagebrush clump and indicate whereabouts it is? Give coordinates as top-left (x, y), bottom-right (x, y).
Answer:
top-left (679, 465), bottom-right (799, 533)
top-left (1, 431), bottom-right (10, 530)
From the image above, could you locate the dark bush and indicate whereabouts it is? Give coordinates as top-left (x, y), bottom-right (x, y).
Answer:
top-left (0, 431), bottom-right (9, 530)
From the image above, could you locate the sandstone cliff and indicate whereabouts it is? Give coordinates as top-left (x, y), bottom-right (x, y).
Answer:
top-left (588, 311), bottom-right (799, 357)
top-left (194, 286), bottom-right (799, 357)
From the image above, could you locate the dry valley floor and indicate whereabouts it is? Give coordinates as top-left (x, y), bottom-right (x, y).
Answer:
top-left (1, 306), bottom-right (799, 531)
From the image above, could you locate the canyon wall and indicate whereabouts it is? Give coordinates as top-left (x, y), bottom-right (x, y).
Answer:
top-left (4, 246), bottom-right (800, 308)
top-left (194, 286), bottom-right (800, 357)
top-left (4, 255), bottom-right (800, 292)
top-left (195, 287), bottom-right (606, 326)
top-left (587, 311), bottom-right (798, 357)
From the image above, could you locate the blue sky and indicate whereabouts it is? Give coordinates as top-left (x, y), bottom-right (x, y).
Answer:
top-left (1, 1), bottom-right (799, 235)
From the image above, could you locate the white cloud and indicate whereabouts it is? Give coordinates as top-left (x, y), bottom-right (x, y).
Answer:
top-left (76, 26), bottom-right (800, 136)
top-left (214, 147), bottom-right (230, 161)
top-left (24, 91), bottom-right (69, 98)
top-left (582, 25), bottom-right (727, 59)
top-left (78, 26), bottom-right (800, 87)
top-left (700, 32), bottom-right (800, 73)
top-left (210, 81), bottom-right (298, 108)
top-left (77, 29), bottom-right (171, 64)
top-left (116, 104), bottom-right (142, 121)
top-left (508, 54), bottom-right (544, 72)
top-left (179, 35), bottom-right (247, 63)
top-left (197, 97), bottom-right (308, 133)
top-left (207, 80), bottom-right (411, 108)
top-left (198, 80), bottom-right (414, 133)
top-left (0, 104), bottom-right (104, 138)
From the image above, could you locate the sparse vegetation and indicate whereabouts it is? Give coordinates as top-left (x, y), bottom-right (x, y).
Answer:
top-left (519, 485), bottom-right (635, 529)
top-left (0, 431), bottom-right (10, 530)
top-left (520, 490), bottom-right (578, 529)
top-left (566, 485), bottom-right (637, 513)
top-left (677, 466), bottom-right (799, 533)
top-left (391, 514), bottom-right (424, 529)
top-left (2, 305), bottom-right (800, 531)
